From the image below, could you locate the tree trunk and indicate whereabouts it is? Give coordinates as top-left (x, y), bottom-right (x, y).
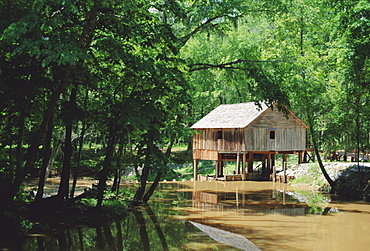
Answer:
top-left (6, 75), bottom-right (70, 201)
top-left (96, 126), bottom-right (116, 208)
top-left (15, 98), bottom-right (29, 175)
top-left (70, 88), bottom-right (89, 198)
top-left (57, 88), bottom-right (77, 200)
top-left (111, 144), bottom-right (124, 194)
top-left (133, 164), bottom-right (150, 202)
top-left (355, 112), bottom-right (363, 198)
top-left (45, 142), bottom-right (61, 179)
top-left (70, 123), bottom-right (86, 198)
top-left (142, 171), bottom-right (162, 203)
top-left (5, 4), bottom-right (98, 202)
top-left (111, 169), bottom-right (119, 194)
top-left (308, 119), bottom-right (335, 188)
top-left (165, 138), bottom-right (174, 157)
top-left (35, 115), bottom-right (53, 201)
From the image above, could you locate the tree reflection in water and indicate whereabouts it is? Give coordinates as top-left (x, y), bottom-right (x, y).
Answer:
top-left (5, 182), bottom-right (339, 250)
top-left (24, 204), bottom-right (169, 251)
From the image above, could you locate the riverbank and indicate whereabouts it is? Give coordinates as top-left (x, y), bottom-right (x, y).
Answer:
top-left (277, 162), bottom-right (370, 201)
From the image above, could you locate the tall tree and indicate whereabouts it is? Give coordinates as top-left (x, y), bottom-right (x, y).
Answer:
top-left (325, 0), bottom-right (370, 193)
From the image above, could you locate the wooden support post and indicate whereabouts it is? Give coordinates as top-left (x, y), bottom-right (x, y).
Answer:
top-left (242, 153), bottom-right (246, 180)
top-left (215, 160), bottom-right (219, 179)
top-left (298, 152), bottom-right (303, 164)
top-left (273, 165), bottom-right (276, 182)
top-left (248, 153), bottom-right (253, 173)
top-left (303, 151), bottom-right (308, 163)
top-left (283, 162), bottom-right (287, 183)
top-left (236, 153), bottom-right (240, 174)
top-left (282, 153), bottom-right (287, 183)
top-left (266, 154), bottom-right (271, 175)
top-left (221, 160), bottom-right (224, 177)
top-left (218, 153), bottom-right (223, 177)
top-left (262, 157), bottom-right (266, 177)
top-left (193, 159), bottom-right (199, 181)
top-left (271, 154), bottom-right (275, 174)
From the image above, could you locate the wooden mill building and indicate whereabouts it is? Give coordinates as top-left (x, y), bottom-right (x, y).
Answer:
top-left (191, 102), bottom-right (308, 181)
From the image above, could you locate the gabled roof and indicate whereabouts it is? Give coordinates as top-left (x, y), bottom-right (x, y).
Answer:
top-left (191, 102), bottom-right (269, 129)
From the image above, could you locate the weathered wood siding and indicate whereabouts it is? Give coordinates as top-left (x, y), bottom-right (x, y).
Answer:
top-left (244, 108), bottom-right (306, 151)
top-left (193, 149), bottom-right (218, 160)
top-left (223, 129), bottom-right (245, 151)
top-left (193, 128), bottom-right (245, 155)
top-left (245, 127), bottom-right (306, 151)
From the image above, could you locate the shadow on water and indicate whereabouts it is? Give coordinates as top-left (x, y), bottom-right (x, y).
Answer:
top-left (2, 180), bottom-right (370, 250)
top-left (4, 204), bottom-right (170, 251)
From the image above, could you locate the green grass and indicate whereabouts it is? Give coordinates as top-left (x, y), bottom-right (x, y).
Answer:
top-left (289, 164), bottom-right (325, 187)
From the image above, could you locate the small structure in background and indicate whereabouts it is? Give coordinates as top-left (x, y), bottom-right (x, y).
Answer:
top-left (191, 102), bottom-right (309, 181)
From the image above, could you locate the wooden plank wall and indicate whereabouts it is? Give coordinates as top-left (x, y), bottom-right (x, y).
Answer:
top-left (245, 108), bottom-right (306, 151)
top-left (193, 128), bottom-right (245, 153)
top-left (193, 149), bottom-right (218, 160)
top-left (245, 127), bottom-right (306, 151)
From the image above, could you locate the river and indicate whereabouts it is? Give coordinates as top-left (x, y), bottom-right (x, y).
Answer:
top-left (4, 179), bottom-right (370, 250)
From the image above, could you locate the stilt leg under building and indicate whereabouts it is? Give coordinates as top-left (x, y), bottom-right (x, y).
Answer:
top-left (242, 153), bottom-right (246, 180)
top-left (194, 159), bottom-right (199, 181)
top-left (236, 153), bottom-right (240, 174)
top-left (247, 153), bottom-right (253, 173)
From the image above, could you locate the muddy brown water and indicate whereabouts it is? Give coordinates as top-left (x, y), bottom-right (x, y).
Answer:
top-left (171, 180), bottom-right (370, 251)
top-left (10, 178), bottom-right (370, 250)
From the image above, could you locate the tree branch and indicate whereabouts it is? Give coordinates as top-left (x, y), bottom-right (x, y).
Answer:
top-left (178, 15), bottom-right (228, 46)
top-left (188, 59), bottom-right (289, 72)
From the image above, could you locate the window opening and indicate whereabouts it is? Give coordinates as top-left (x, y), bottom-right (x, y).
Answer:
top-left (269, 130), bottom-right (275, 139)
top-left (217, 130), bottom-right (222, 140)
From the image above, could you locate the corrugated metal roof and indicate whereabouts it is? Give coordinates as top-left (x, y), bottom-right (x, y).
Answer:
top-left (191, 102), bottom-right (269, 129)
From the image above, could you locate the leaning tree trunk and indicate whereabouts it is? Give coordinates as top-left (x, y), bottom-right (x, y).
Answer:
top-left (142, 171), bottom-right (162, 203)
top-left (133, 164), bottom-right (150, 202)
top-left (133, 130), bottom-right (163, 203)
top-left (307, 117), bottom-right (335, 189)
